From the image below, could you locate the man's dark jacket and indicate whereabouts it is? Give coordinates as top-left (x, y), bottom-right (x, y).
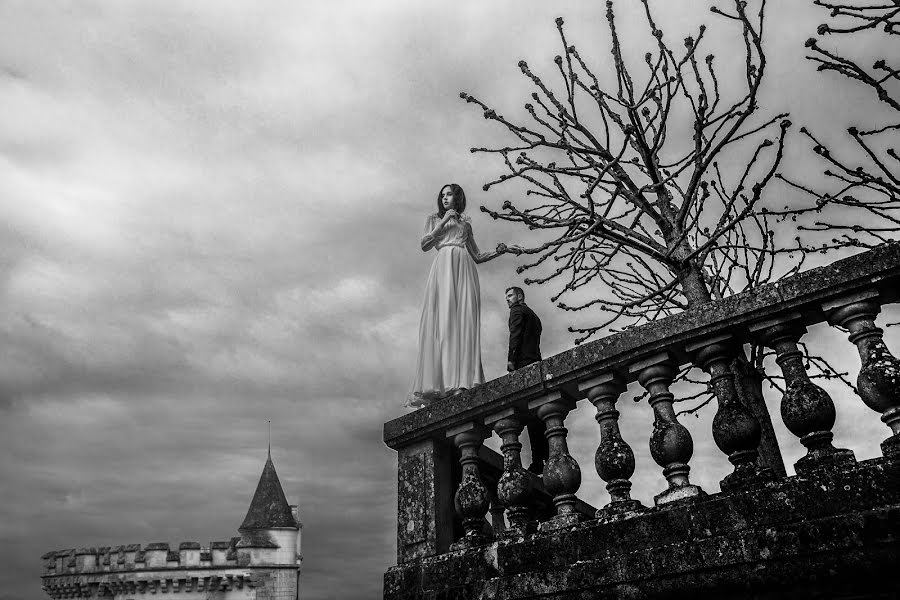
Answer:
top-left (508, 302), bottom-right (542, 368)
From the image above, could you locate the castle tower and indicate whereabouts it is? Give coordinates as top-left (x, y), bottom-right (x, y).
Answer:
top-left (237, 450), bottom-right (303, 570)
top-left (41, 452), bottom-right (303, 599)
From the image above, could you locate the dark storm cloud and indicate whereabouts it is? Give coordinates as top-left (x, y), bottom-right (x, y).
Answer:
top-left (1, 1), bottom-right (897, 599)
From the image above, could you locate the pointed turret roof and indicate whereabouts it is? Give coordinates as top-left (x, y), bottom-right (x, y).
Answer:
top-left (239, 453), bottom-right (298, 530)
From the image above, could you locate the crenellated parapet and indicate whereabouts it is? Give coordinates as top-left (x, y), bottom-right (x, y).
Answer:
top-left (41, 539), bottom-right (252, 577)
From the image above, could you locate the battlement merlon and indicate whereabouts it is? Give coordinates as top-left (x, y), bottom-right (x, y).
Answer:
top-left (41, 535), bottom-right (300, 576)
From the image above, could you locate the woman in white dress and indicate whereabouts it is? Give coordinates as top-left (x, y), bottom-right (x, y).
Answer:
top-left (407, 184), bottom-right (509, 408)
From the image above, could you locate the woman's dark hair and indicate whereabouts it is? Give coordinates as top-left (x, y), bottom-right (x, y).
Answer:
top-left (436, 183), bottom-right (466, 217)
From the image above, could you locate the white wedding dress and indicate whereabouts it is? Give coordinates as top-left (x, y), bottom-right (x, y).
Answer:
top-left (407, 213), bottom-right (487, 408)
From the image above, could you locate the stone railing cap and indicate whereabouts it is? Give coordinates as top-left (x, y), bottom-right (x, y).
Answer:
top-left (384, 361), bottom-right (544, 448)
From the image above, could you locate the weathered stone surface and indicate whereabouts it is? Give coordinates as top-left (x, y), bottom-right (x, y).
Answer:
top-left (386, 362), bottom-right (544, 449)
top-left (384, 457), bottom-right (900, 599)
top-left (396, 438), bottom-right (454, 562)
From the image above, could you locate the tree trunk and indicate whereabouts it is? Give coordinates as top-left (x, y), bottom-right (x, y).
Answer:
top-left (731, 353), bottom-right (787, 478)
top-left (675, 260), bottom-right (712, 305)
top-left (676, 258), bottom-right (787, 477)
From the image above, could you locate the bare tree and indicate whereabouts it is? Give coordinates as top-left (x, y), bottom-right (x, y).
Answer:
top-left (460, 0), bottom-right (811, 476)
top-left (462, 1), bottom-right (795, 338)
top-left (777, 1), bottom-right (899, 264)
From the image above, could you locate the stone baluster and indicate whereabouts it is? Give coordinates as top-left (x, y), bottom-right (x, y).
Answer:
top-left (446, 423), bottom-right (491, 548)
top-left (484, 408), bottom-right (535, 536)
top-left (687, 335), bottom-right (768, 489)
top-left (824, 292), bottom-right (900, 458)
top-left (528, 391), bottom-right (582, 529)
top-left (578, 374), bottom-right (644, 519)
top-left (632, 353), bottom-right (704, 505)
top-left (751, 314), bottom-right (855, 473)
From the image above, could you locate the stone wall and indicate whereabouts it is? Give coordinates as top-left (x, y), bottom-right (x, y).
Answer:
top-left (384, 457), bottom-right (900, 599)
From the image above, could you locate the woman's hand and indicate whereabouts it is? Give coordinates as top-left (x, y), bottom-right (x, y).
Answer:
top-left (495, 243), bottom-right (524, 256)
top-left (439, 209), bottom-right (459, 229)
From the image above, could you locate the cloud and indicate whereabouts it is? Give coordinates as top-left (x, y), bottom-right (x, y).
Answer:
top-left (0, 1), bottom-right (897, 599)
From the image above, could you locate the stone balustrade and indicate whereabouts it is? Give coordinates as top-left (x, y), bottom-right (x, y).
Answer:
top-left (384, 242), bottom-right (900, 571)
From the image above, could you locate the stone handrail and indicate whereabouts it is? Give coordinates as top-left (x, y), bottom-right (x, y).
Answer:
top-left (383, 242), bottom-right (900, 562)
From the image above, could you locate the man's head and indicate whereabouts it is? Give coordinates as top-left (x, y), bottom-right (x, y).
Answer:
top-left (505, 286), bottom-right (524, 308)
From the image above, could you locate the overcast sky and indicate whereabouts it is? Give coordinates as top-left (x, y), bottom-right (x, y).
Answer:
top-left (0, 2), bottom-right (897, 599)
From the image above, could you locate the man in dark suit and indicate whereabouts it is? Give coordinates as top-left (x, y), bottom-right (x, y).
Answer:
top-left (506, 286), bottom-right (542, 371)
top-left (505, 286), bottom-right (548, 474)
